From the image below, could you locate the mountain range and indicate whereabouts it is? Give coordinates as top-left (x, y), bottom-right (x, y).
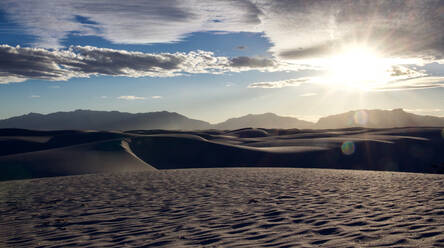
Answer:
top-left (0, 108), bottom-right (443, 131)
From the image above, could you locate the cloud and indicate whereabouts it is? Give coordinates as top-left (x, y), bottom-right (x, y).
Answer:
top-left (248, 74), bottom-right (444, 91)
top-left (248, 78), bottom-right (312, 88)
top-left (30, 95), bottom-right (40, 98)
top-left (373, 76), bottom-right (444, 91)
top-left (278, 42), bottom-right (339, 59)
top-left (3, 1), bottom-right (443, 62)
top-left (0, 0), bottom-right (262, 48)
top-left (300, 93), bottom-right (317, 97)
top-left (389, 66), bottom-right (426, 78)
top-left (151, 96), bottom-right (163, 99)
top-left (0, 45), bottom-right (282, 84)
top-left (229, 56), bottom-right (275, 68)
top-left (0, 76), bottom-right (27, 84)
top-left (236, 46), bottom-right (247, 50)
top-left (117, 95), bottom-right (146, 100)
top-left (261, 0), bottom-right (444, 61)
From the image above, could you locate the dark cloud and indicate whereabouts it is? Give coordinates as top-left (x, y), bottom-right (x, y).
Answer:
top-left (68, 46), bottom-right (185, 75)
top-left (0, 45), bottom-right (280, 84)
top-left (279, 42), bottom-right (339, 59)
top-left (229, 56), bottom-right (275, 68)
top-left (0, 45), bottom-right (74, 81)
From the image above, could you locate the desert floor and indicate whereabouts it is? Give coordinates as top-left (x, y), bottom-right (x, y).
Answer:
top-left (1, 168), bottom-right (443, 247)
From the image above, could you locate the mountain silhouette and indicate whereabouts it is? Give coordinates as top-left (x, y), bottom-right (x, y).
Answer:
top-left (214, 113), bottom-right (314, 130)
top-left (0, 108), bottom-right (443, 130)
top-left (316, 108), bottom-right (444, 129)
top-left (0, 110), bottom-right (211, 130)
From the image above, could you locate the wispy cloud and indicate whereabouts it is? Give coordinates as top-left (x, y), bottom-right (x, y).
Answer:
top-left (248, 78), bottom-right (312, 89)
top-left (248, 73), bottom-right (444, 91)
top-left (0, 45), bottom-right (283, 84)
top-left (117, 95), bottom-right (146, 100)
top-left (300, 92), bottom-right (317, 97)
top-left (30, 95), bottom-right (40, 98)
top-left (373, 77), bottom-right (444, 91)
top-left (151, 96), bottom-right (163, 99)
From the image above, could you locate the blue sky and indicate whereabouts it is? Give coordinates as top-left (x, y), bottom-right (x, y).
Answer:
top-left (1, 1), bottom-right (444, 123)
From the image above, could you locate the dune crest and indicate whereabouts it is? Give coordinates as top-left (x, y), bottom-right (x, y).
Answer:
top-left (1, 127), bottom-right (444, 181)
top-left (0, 138), bottom-right (155, 181)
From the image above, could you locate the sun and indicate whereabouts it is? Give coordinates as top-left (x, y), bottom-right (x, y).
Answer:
top-left (324, 45), bottom-right (392, 91)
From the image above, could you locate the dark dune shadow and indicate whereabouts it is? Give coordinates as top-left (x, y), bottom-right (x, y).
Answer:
top-left (1, 127), bottom-right (444, 181)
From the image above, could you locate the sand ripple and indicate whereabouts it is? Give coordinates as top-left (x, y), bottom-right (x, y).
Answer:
top-left (1, 168), bottom-right (443, 247)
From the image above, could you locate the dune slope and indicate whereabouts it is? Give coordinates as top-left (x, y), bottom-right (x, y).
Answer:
top-left (1, 127), bottom-right (443, 181)
top-left (0, 139), bottom-right (155, 181)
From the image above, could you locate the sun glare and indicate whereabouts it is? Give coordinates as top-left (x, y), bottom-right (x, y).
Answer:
top-left (324, 45), bottom-right (392, 91)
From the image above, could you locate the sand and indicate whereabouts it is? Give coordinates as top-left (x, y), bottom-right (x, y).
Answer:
top-left (0, 139), bottom-right (155, 180)
top-left (1, 168), bottom-right (443, 247)
top-left (1, 127), bottom-right (444, 181)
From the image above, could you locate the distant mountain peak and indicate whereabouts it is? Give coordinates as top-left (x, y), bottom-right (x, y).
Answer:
top-left (316, 108), bottom-right (444, 129)
top-left (215, 112), bottom-right (313, 130)
top-left (0, 109), bottom-right (443, 130)
top-left (0, 110), bottom-right (210, 131)
top-left (392, 108), bottom-right (405, 112)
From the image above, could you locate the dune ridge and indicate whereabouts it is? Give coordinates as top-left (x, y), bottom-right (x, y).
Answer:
top-left (0, 138), bottom-right (155, 181)
top-left (1, 127), bottom-right (444, 181)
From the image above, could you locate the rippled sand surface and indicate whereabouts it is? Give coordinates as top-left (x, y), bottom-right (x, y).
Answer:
top-left (1, 168), bottom-right (444, 247)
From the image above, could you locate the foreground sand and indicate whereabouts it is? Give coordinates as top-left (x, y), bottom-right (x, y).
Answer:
top-left (1, 168), bottom-right (443, 247)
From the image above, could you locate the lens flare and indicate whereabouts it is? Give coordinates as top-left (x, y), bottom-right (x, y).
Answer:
top-left (353, 110), bottom-right (368, 126)
top-left (341, 141), bottom-right (355, 155)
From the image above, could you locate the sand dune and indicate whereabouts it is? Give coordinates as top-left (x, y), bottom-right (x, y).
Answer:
top-left (0, 168), bottom-right (443, 247)
top-left (0, 139), bottom-right (155, 181)
top-left (1, 127), bottom-right (443, 181)
top-left (1, 128), bottom-right (443, 247)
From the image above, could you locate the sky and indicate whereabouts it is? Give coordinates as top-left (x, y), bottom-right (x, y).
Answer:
top-left (0, 0), bottom-right (444, 123)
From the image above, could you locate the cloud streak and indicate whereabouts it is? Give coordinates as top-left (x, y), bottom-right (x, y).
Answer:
top-left (248, 75), bottom-right (444, 91)
top-left (300, 93), bottom-right (317, 97)
top-left (117, 95), bottom-right (146, 100)
top-left (0, 45), bottom-right (279, 84)
top-left (248, 78), bottom-right (312, 89)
